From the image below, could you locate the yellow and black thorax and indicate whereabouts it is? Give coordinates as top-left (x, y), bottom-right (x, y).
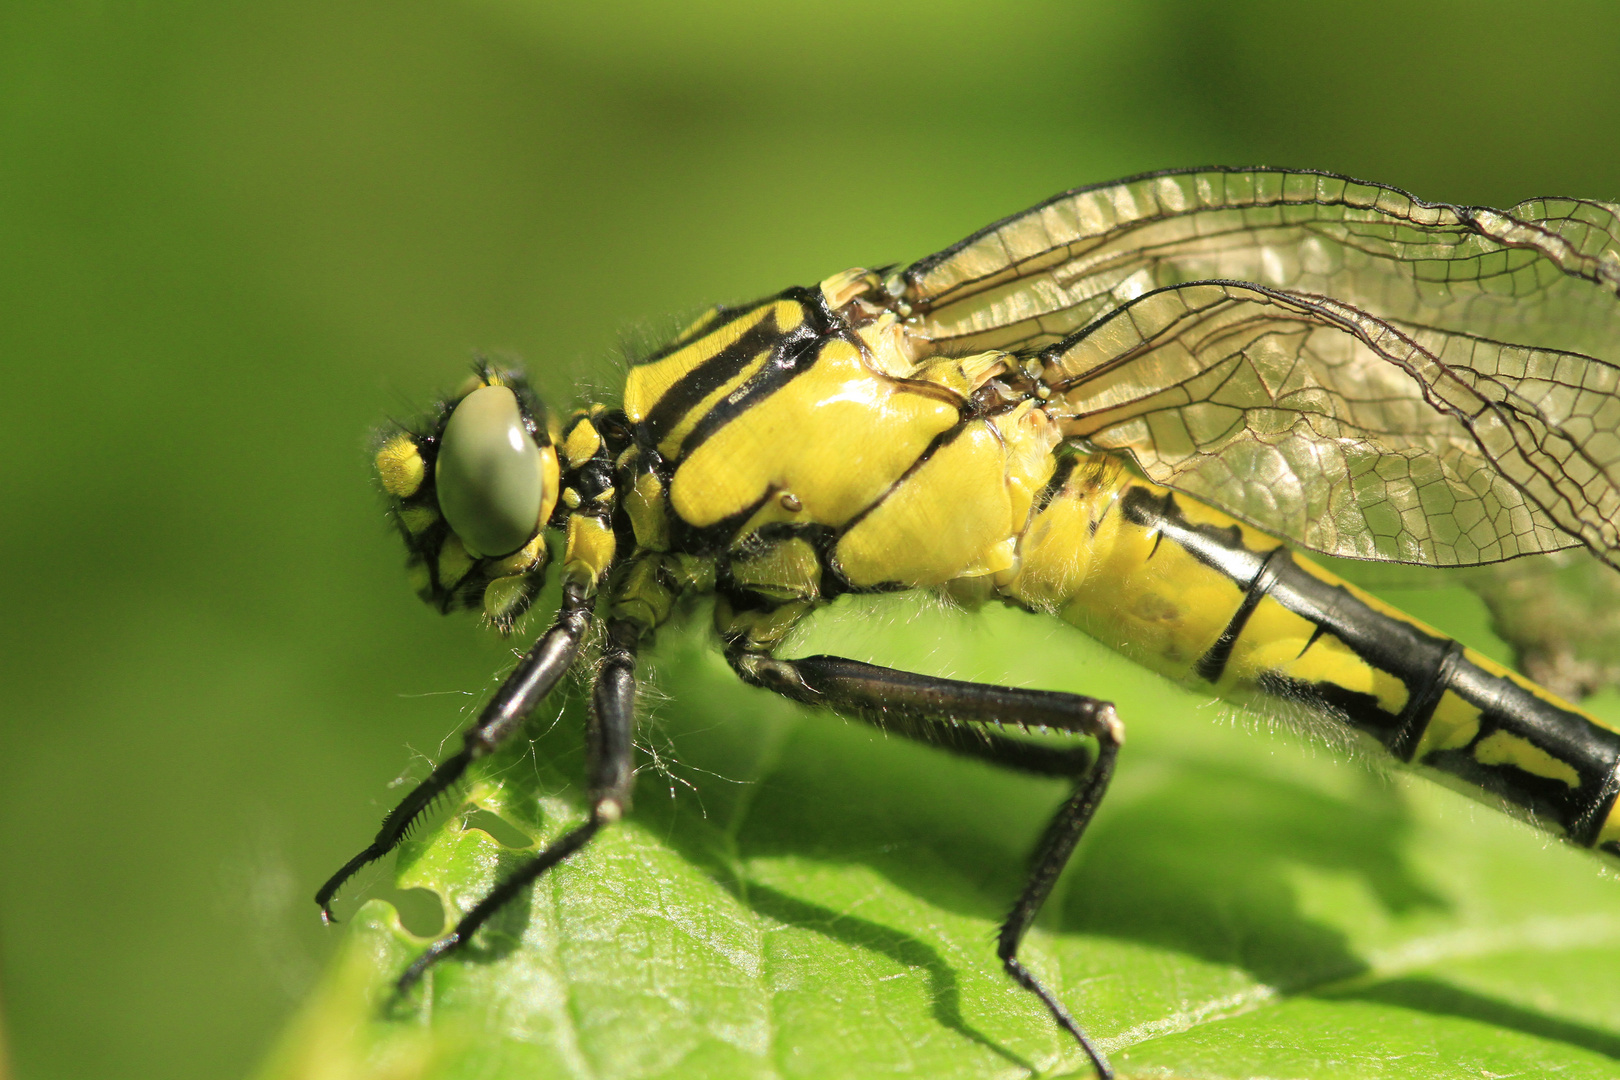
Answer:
top-left (606, 274), bottom-right (1062, 643)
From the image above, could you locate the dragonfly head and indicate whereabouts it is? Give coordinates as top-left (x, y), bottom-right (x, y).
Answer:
top-left (374, 365), bottom-right (560, 632)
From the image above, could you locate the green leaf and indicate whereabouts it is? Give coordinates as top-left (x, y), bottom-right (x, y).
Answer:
top-left (259, 595), bottom-right (1620, 1079)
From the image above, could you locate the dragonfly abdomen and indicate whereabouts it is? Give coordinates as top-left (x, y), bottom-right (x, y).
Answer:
top-left (1007, 454), bottom-right (1620, 855)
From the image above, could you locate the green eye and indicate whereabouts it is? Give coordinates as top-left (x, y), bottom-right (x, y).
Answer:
top-left (434, 384), bottom-right (545, 557)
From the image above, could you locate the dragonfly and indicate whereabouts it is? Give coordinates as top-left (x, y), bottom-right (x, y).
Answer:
top-left (317, 167), bottom-right (1620, 1079)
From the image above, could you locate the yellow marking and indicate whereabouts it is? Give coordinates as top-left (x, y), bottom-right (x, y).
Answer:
top-left (1284, 556), bottom-right (1619, 742)
top-left (623, 300), bottom-right (802, 422)
top-left (1412, 691), bottom-right (1482, 759)
top-left (625, 470), bottom-right (669, 551)
top-left (563, 488), bottom-right (581, 509)
top-left (1474, 729), bottom-right (1582, 788)
top-left (669, 338), bottom-right (960, 530)
top-left (1192, 564), bottom-right (1413, 713)
top-left (714, 596), bottom-right (812, 653)
top-left (1288, 556), bottom-right (1343, 587)
top-left (437, 535), bottom-right (474, 588)
top-left (1009, 466), bottom-right (1369, 693)
top-left (1003, 459), bottom-right (1620, 803)
top-left (563, 420), bottom-right (602, 468)
top-left (1050, 479), bottom-right (1247, 679)
top-left (399, 505), bottom-right (437, 534)
top-left (1221, 593), bottom-right (1316, 671)
top-left (993, 401), bottom-right (1061, 532)
top-left (375, 435), bottom-right (425, 497)
top-left (835, 421), bottom-right (1012, 587)
top-left (538, 444), bottom-right (560, 529)
top-left (482, 575), bottom-right (532, 625)
top-left (563, 515), bottom-right (615, 588)
top-left (1005, 477), bottom-right (1101, 609)
top-left (1043, 485), bottom-right (1412, 712)
top-left (964, 537), bottom-right (1017, 579)
top-left (656, 347), bottom-right (772, 459)
top-left (729, 538), bottom-right (822, 602)
top-left (833, 405), bottom-right (1054, 591)
top-left (491, 532), bottom-right (547, 577)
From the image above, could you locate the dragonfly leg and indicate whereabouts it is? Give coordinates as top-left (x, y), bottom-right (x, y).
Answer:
top-left (315, 583), bottom-right (593, 922)
top-left (396, 614), bottom-right (640, 995)
top-left (729, 650), bottom-right (1121, 1080)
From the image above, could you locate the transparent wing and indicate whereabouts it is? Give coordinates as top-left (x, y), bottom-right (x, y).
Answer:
top-left (903, 168), bottom-right (1620, 359)
top-left (1042, 279), bottom-right (1620, 568)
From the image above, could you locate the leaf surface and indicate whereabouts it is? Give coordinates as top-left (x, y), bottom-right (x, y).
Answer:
top-left (260, 595), bottom-right (1620, 1079)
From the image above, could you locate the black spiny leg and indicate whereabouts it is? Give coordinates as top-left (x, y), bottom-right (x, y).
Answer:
top-left (315, 583), bottom-right (593, 922)
top-left (396, 616), bottom-right (642, 994)
top-left (731, 651), bottom-right (1122, 1080)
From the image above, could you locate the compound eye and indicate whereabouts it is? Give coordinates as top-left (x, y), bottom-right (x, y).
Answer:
top-left (435, 385), bottom-right (545, 557)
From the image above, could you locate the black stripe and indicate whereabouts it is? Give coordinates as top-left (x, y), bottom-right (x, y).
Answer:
top-left (1297, 623), bottom-right (1329, 658)
top-left (1257, 671), bottom-right (1388, 740)
top-left (1194, 547), bottom-right (1290, 684)
top-left (1263, 555), bottom-right (1453, 753)
top-left (1423, 653), bottom-right (1620, 845)
top-left (1389, 640), bottom-right (1463, 763)
top-left (1581, 764), bottom-right (1620, 850)
top-left (1034, 452), bottom-right (1079, 512)
top-left (1119, 486), bottom-right (1268, 584)
top-left (639, 306), bottom-right (792, 451)
top-left (831, 421), bottom-right (973, 553)
top-left (675, 301), bottom-right (832, 459)
top-left (640, 303), bottom-right (748, 364)
top-left (666, 487), bottom-right (776, 558)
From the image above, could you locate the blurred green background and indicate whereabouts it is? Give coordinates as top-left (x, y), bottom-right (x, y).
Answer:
top-left (2, 2), bottom-right (1618, 1078)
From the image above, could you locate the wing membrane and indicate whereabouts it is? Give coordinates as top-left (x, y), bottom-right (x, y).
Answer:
top-left (903, 168), bottom-right (1620, 358)
top-left (905, 168), bottom-right (1620, 567)
top-left (1045, 281), bottom-right (1620, 568)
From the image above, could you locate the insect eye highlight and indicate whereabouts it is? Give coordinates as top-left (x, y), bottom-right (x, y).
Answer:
top-left (434, 384), bottom-right (546, 558)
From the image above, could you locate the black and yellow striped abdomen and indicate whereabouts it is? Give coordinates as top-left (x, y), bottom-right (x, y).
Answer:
top-left (1007, 455), bottom-right (1620, 855)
